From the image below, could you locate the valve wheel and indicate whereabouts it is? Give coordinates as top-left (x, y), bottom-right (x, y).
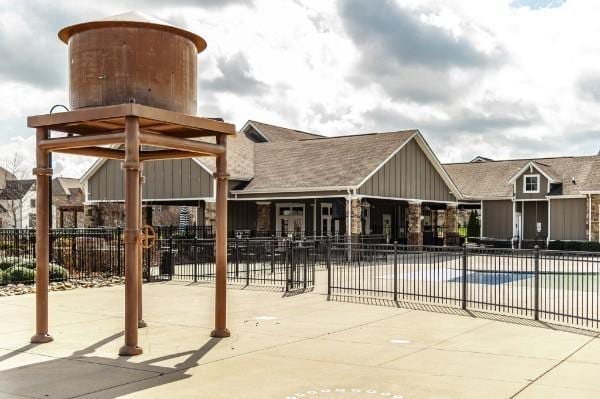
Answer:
top-left (140, 225), bottom-right (156, 249)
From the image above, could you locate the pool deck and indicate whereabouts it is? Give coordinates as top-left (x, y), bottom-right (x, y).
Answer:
top-left (1, 281), bottom-right (600, 398)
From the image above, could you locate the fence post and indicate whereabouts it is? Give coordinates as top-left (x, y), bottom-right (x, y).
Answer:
top-left (326, 236), bottom-right (332, 296)
top-left (193, 238), bottom-right (198, 283)
top-left (168, 236), bottom-right (174, 280)
top-left (271, 235), bottom-right (276, 274)
top-left (117, 226), bottom-right (122, 275)
top-left (462, 244), bottom-right (467, 310)
top-left (245, 238), bottom-right (250, 287)
top-left (393, 241), bottom-right (398, 302)
top-left (534, 245), bottom-right (540, 321)
top-left (234, 237), bottom-right (239, 278)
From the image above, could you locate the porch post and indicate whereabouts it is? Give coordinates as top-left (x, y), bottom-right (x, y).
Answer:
top-left (138, 172), bottom-right (146, 328)
top-left (445, 203), bottom-right (459, 246)
top-left (211, 133), bottom-right (230, 338)
top-left (407, 201), bottom-right (423, 247)
top-left (119, 116), bottom-right (142, 356)
top-left (591, 194), bottom-right (600, 242)
top-left (256, 202), bottom-right (271, 235)
top-left (31, 127), bottom-right (53, 344)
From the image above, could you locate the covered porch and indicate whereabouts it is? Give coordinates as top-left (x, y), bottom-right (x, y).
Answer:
top-left (228, 196), bottom-right (465, 246)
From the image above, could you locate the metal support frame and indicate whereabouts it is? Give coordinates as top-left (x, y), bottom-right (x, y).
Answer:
top-left (211, 133), bottom-right (230, 338)
top-left (28, 104), bottom-right (234, 356)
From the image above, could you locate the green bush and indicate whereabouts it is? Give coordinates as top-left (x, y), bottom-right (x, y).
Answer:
top-left (0, 269), bottom-right (7, 284)
top-left (49, 263), bottom-right (69, 281)
top-left (0, 256), bottom-right (19, 271)
top-left (15, 259), bottom-right (36, 269)
top-left (548, 240), bottom-right (600, 252)
top-left (5, 266), bottom-right (36, 283)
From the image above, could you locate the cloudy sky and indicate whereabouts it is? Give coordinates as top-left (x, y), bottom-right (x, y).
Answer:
top-left (0, 0), bottom-right (598, 178)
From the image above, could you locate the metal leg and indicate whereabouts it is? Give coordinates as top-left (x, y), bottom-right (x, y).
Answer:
top-left (119, 116), bottom-right (143, 356)
top-left (211, 134), bottom-right (230, 338)
top-left (31, 127), bottom-right (53, 344)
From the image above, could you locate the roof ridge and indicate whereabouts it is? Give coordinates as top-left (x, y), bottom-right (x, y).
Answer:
top-left (297, 130), bottom-right (418, 141)
top-left (248, 120), bottom-right (323, 137)
top-left (444, 153), bottom-right (599, 166)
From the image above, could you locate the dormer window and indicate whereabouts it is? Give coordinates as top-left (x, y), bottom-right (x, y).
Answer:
top-left (524, 174), bottom-right (540, 193)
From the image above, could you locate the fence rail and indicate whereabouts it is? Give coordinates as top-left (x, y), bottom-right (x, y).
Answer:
top-left (328, 242), bottom-right (600, 330)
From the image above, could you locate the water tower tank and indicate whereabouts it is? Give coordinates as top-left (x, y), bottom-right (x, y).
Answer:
top-left (58, 11), bottom-right (206, 115)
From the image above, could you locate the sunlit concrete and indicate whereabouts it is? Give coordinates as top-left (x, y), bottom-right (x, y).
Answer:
top-left (0, 281), bottom-right (598, 398)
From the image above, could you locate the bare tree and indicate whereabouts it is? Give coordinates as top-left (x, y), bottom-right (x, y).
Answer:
top-left (1, 154), bottom-right (29, 228)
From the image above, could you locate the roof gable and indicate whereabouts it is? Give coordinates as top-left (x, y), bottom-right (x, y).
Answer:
top-left (508, 161), bottom-right (561, 184)
top-left (242, 120), bottom-right (323, 143)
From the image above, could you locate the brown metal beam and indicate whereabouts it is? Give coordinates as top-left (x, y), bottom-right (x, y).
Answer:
top-left (119, 116), bottom-right (143, 356)
top-left (140, 149), bottom-right (202, 161)
top-left (39, 132), bottom-right (125, 151)
top-left (139, 132), bottom-right (224, 155)
top-left (53, 147), bottom-right (125, 160)
top-left (31, 127), bottom-right (53, 344)
top-left (211, 133), bottom-right (230, 339)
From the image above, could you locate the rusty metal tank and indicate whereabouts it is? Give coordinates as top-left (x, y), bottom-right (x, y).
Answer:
top-left (58, 11), bottom-right (206, 115)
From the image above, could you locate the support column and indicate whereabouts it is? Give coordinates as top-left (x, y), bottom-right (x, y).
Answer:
top-left (31, 127), bottom-right (53, 344)
top-left (211, 133), bottom-right (230, 338)
top-left (445, 203), bottom-right (460, 246)
top-left (591, 194), bottom-right (600, 242)
top-left (256, 202), bottom-right (271, 234)
top-left (137, 172), bottom-right (146, 328)
top-left (204, 201), bottom-right (217, 232)
top-left (119, 116), bottom-right (142, 356)
top-left (407, 201), bottom-right (423, 247)
top-left (351, 198), bottom-right (362, 235)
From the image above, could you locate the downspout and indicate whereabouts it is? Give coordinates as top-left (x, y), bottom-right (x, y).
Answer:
top-left (347, 188), bottom-right (352, 261)
top-left (547, 198), bottom-right (551, 247)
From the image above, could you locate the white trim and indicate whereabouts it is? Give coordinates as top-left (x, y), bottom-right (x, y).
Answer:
top-left (358, 194), bottom-right (455, 205)
top-left (275, 202), bottom-right (305, 236)
top-left (508, 161), bottom-right (559, 184)
top-left (545, 194), bottom-right (586, 199)
top-left (523, 174), bottom-right (541, 194)
top-left (589, 194), bottom-right (592, 241)
top-left (229, 195), bottom-right (348, 201)
top-left (547, 198), bottom-right (551, 244)
top-left (581, 191), bottom-right (600, 195)
top-left (231, 186), bottom-right (352, 194)
top-left (240, 120), bottom-right (270, 142)
top-left (513, 198), bottom-right (548, 202)
top-left (460, 196), bottom-right (513, 201)
top-left (85, 196), bottom-right (216, 204)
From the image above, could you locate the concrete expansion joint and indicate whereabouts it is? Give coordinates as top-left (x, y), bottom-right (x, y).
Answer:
top-left (32, 167), bottom-right (53, 176)
top-left (121, 161), bottom-right (141, 171)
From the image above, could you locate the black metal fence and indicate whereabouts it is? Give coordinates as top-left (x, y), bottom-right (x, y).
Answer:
top-left (328, 242), bottom-right (600, 330)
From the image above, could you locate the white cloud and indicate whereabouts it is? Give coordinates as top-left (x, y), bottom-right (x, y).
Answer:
top-left (0, 0), bottom-right (598, 178)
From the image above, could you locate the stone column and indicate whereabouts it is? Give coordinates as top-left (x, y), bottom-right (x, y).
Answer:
top-left (83, 204), bottom-right (99, 227)
top-left (351, 198), bottom-right (362, 235)
top-left (204, 201), bottom-right (217, 233)
top-left (591, 195), bottom-right (600, 242)
top-left (445, 203), bottom-right (460, 246)
top-left (407, 201), bottom-right (423, 246)
top-left (256, 202), bottom-right (271, 234)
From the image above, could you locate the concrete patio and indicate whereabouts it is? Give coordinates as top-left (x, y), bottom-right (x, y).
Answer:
top-left (1, 282), bottom-right (600, 399)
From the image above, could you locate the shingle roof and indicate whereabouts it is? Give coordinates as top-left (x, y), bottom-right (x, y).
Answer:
top-left (240, 130), bottom-right (417, 192)
top-left (194, 129), bottom-right (255, 180)
top-left (0, 180), bottom-right (35, 200)
top-left (52, 177), bottom-right (83, 196)
top-left (248, 121), bottom-right (323, 143)
top-left (444, 155), bottom-right (600, 198)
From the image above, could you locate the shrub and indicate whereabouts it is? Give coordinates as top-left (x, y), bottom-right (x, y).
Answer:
top-left (49, 263), bottom-right (69, 281)
top-left (580, 241), bottom-right (600, 252)
top-left (0, 269), bottom-right (7, 285)
top-left (548, 240), bottom-right (564, 251)
top-left (548, 240), bottom-right (600, 252)
top-left (16, 259), bottom-right (36, 269)
top-left (466, 211), bottom-right (480, 239)
top-left (0, 256), bottom-right (19, 271)
top-left (6, 266), bottom-right (36, 283)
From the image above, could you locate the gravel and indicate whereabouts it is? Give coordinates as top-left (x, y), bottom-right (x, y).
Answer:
top-left (0, 276), bottom-right (126, 296)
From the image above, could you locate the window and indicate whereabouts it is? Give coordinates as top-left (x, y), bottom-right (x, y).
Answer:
top-left (523, 174), bottom-right (540, 193)
top-left (30, 199), bottom-right (35, 208)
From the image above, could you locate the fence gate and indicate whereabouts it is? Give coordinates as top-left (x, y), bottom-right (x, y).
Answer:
top-left (285, 241), bottom-right (315, 292)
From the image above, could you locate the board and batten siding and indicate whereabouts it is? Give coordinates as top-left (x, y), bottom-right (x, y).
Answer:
top-left (550, 198), bottom-right (587, 240)
top-left (515, 167), bottom-right (549, 200)
top-left (357, 139), bottom-right (455, 202)
top-left (482, 200), bottom-right (512, 239)
top-left (88, 159), bottom-right (214, 201)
